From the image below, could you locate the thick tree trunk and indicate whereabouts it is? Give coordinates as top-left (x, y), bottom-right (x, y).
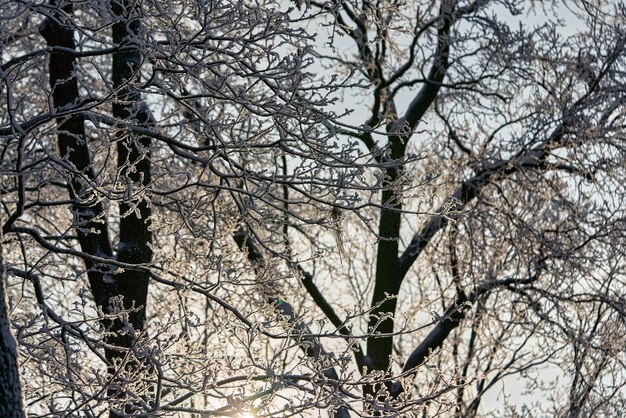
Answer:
top-left (364, 2), bottom-right (455, 408)
top-left (0, 231), bottom-right (27, 418)
top-left (39, 2), bottom-right (115, 314)
top-left (110, 0), bottom-right (152, 338)
top-left (108, 0), bottom-right (154, 415)
top-left (365, 142), bottom-right (405, 407)
top-left (108, 0), bottom-right (152, 350)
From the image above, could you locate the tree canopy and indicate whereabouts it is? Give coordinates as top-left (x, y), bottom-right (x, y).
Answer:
top-left (1, 0), bottom-right (626, 417)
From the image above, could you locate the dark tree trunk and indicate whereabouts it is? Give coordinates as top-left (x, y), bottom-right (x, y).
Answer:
top-left (108, 0), bottom-right (154, 415)
top-left (364, 138), bottom-right (405, 408)
top-left (39, 2), bottom-right (115, 315)
top-left (108, 0), bottom-right (152, 353)
top-left (364, 1), bottom-right (455, 408)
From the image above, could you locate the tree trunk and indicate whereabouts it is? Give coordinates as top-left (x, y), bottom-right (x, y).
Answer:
top-left (0, 230), bottom-right (27, 418)
top-left (39, 2), bottom-right (115, 314)
top-left (108, 0), bottom-right (154, 415)
top-left (110, 0), bottom-right (153, 338)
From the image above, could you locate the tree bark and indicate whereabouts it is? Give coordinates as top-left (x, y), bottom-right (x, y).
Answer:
top-left (108, 0), bottom-right (154, 415)
top-left (365, 0), bottom-right (455, 391)
top-left (108, 0), bottom-right (153, 357)
top-left (39, 1), bottom-right (115, 316)
top-left (0, 230), bottom-right (27, 418)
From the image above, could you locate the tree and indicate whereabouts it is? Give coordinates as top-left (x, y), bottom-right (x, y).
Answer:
top-left (1, 0), bottom-right (626, 417)
top-left (298, 0), bottom-right (626, 415)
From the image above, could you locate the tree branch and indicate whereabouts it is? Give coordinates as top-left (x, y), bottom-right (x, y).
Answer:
top-left (391, 273), bottom-right (539, 397)
top-left (233, 227), bottom-right (351, 418)
top-left (391, 0), bottom-right (455, 136)
top-left (397, 126), bottom-right (564, 278)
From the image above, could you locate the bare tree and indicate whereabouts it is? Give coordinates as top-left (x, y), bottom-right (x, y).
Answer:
top-left (1, 0), bottom-right (626, 417)
top-left (293, 0), bottom-right (626, 416)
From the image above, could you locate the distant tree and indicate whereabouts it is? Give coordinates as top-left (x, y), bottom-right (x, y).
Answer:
top-left (1, 0), bottom-right (626, 417)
